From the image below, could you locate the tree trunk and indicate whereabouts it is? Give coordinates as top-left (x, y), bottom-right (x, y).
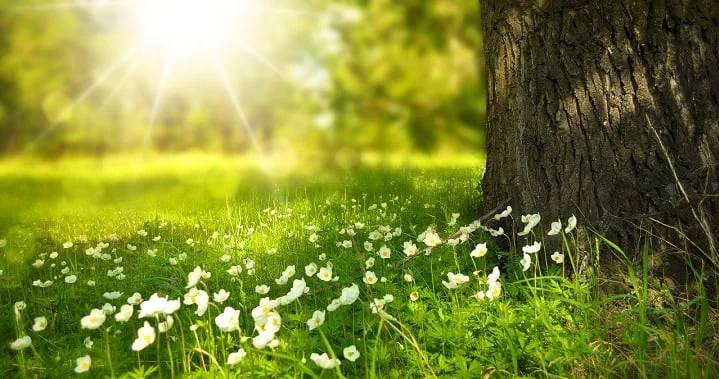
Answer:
top-left (481, 0), bottom-right (719, 268)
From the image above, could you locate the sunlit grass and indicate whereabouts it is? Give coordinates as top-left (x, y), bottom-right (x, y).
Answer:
top-left (1, 154), bottom-right (717, 378)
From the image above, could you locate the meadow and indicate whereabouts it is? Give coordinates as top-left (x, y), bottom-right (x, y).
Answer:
top-left (1, 155), bottom-right (717, 378)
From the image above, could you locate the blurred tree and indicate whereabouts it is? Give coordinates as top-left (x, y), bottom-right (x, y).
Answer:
top-left (0, 0), bottom-right (484, 158)
top-left (481, 1), bottom-right (718, 268)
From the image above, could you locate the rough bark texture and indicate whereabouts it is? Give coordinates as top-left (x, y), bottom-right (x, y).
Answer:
top-left (481, 0), bottom-right (719, 268)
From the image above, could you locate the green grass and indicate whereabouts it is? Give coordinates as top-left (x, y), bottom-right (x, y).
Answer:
top-left (1, 154), bottom-right (717, 378)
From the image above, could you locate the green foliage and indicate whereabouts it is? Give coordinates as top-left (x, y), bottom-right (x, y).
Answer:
top-left (1, 156), bottom-right (717, 378)
top-left (0, 0), bottom-right (483, 157)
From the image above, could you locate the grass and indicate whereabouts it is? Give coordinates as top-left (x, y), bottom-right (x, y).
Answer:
top-left (0, 154), bottom-right (717, 378)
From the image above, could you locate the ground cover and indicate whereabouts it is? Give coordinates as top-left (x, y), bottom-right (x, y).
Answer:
top-left (1, 155), bottom-right (716, 378)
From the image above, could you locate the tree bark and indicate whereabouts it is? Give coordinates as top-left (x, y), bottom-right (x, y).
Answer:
top-left (481, 0), bottom-right (719, 267)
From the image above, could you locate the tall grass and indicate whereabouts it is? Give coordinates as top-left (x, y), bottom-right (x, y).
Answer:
top-left (0, 155), bottom-right (716, 378)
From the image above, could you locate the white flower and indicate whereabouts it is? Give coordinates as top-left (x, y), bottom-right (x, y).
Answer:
top-left (103, 291), bottom-right (123, 300)
top-left (80, 309), bottom-right (106, 330)
top-left (309, 233), bottom-right (319, 243)
top-left (278, 279), bottom-right (307, 305)
top-left (488, 227), bottom-right (504, 237)
top-left (522, 241), bottom-right (541, 254)
top-left (146, 249), bottom-right (157, 257)
top-left (264, 311), bottom-right (282, 333)
top-left (10, 336), bottom-right (32, 350)
top-left (255, 284), bottom-right (270, 295)
top-left (548, 220), bottom-right (562, 236)
top-left (343, 345), bottom-right (360, 362)
top-left (517, 213), bottom-right (541, 236)
top-left (363, 241), bottom-right (374, 251)
top-left (282, 265), bottom-right (296, 278)
top-left (186, 266), bottom-right (204, 288)
top-left (227, 265), bottom-right (243, 276)
top-left (275, 275), bottom-right (289, 285)
top-left (363, 271), bottom-right (378, 285)
top-left (127, 292), bottom-right (143, 305)
top-left (378, 245), bottom-right (391, 259)
top-left (442, 272), bottom-right (470, 289)
top-left (131, 321), bottom-right (156, 351)
top-left (138, 293), bottom-right (169, 318)
top-left (215, 307), bottom-right (241, 332)
top-left (318, 266), bottom-right (333, 282)
top-left (310, 352), bottom-right (340, 369)
top-left (74, 354), bottom-right (91, 373)
top-left (327, 299), bottom-right (341, 311)
top-left (115, 304), bottom-right (134, 322)
top-left (251, 297), bottom-right (279, 321)
top-left (158, 315), bottom-right (174, 333)
top-left (137, 229), bottom-right (148, 236)
top-left (306, 310), bottom-right (325, 330)
top-left (402, 241), bottom-right (418, 256)
top-left (14, 301), bottom-right (27, 313)
top-left (470, 243), bottom-right (488, 258)
top-left (365, 257), bottom-right (375, 268)
top-left (486, 281), bottom-right (502, 300)
top-left (473, 291), bottom-right (486, 301)
top-left (86, 280), bottom-right (95, 287)
top-left (338, 283), bottom-right (360, 305)
top-left (32, 259), bottom-right (44, 268)
top-left (305, 262), bottom-right (318, 277)
top-left (341, 240), bottom-right (352, 248)
top-left (487, 266), bottom-right (500, 284)
top-left (213, 289), bottom-right (230, 303)
top-left (220, 254), bottom-right (231, 263)
top-left (565, 215), bottom-right (577, 233)
top-left (409, 291), bottom-right (419, 301)
top-left (62, 241), bottom-right (73, 249)
top-left (403, 273), bottom-right (413, 282)
top-left (32, 317), bottom-right (48, 332)
top-left (83, 336), bottom-right (93, 349)
top-left (252, 329), bottom-right (277, 350)
top-left (183, 288), bottom-right (209, 316)
top-left (102, 303), bottom-right (116, 315)
top-left (65, 275), bottom-right (77, 284)
top-left (520, 253), bottom-right (532, 272)
top-left (227, 349), bottom-right (247, 365)
top-left (164, 299), bottom-right (181, 314)
top-left (422, 232), bottom-right (442, 247)
top-left (551, 251), bottom-right (565, 264)
top-left (493, 206), bottom-right (512, 220)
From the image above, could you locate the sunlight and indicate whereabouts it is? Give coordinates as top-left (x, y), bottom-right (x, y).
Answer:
top-left (136, 0), bottom-right (242, 56)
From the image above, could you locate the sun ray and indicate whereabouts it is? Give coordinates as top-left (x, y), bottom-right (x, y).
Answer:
top-left (240, 5), bottom-right (321, 18)
top-left (140, 51), bottom-right (173, 155)
top-left (234, 41), bottom-right (290, 84)
top-left (26, 44), bottom-right (141, 149)
top-left (99, 50), bottom-right (146, 109)
top-left (211, 53), bottom-right (265, 157)
top-left (2, 0), bottom-right (136, 12)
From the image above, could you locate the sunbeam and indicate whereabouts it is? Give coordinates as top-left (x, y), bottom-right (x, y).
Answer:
top-left (26, 44), bottom-right (141, 149)
top-left (3, 0), bottom-right (136, 12)
top-left (141, 52), bottom-right (173, 154)
top-left (212, 53), bottom-right (265, 157)
top-left (10, 0), bottom-right (315, 157)
top-left (234, 41), bottom-right (290, 83)
top-left (99, 50), bottom-right (146, 109)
